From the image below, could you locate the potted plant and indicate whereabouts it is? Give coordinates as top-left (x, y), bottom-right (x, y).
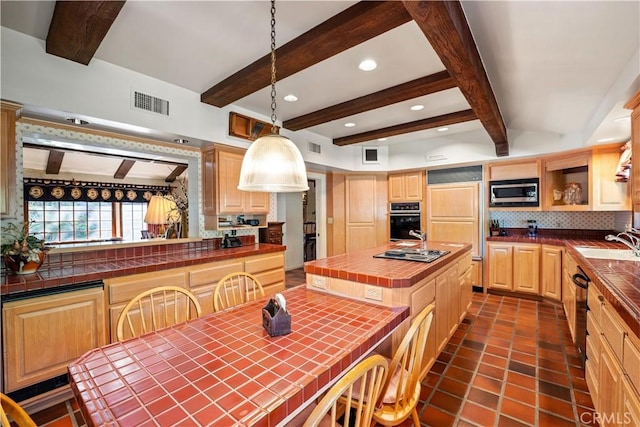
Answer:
top-left (1, 221), bottom-right (47, 274)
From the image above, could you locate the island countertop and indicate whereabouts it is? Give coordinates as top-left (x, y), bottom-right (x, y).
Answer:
top-left (304, 240), bottom-right (472, 288)
top-left (1, 239), bottom-right (285, 297)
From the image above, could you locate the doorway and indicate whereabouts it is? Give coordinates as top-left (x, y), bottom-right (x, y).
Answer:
top-left (303, 180), bottom-right (317, 261)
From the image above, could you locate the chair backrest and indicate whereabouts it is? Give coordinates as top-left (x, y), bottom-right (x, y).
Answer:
top-left (116, 285), bottom-right (202, 341)
top-left (213, 272), bottom-right (265, 311)
top-left (1, 393), bottom-right (36, 427)
top-left (304, 354), bottom-right (388, 427)
top-left (374, 303), bottom-right (435, 426)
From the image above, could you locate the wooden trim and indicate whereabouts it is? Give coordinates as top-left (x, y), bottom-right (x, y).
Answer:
top-left (46, 1), bottom-right (126, 65)
top-left (165, 164), bottom-right (188, 183)
top-left (229, 112), bottom-right (276, 141)
top-left (18, 117), bottom-right (200, 153)
top-left (113, 159), bottom-right (135, 179)
top-left (625, 90), bottom-right (640, 111)
top-left (284, 71), bottom-right (455, 131)
top-left (402, 1), bottom-right (508, 156)
top-left (334, 109), bottom-right (476, 146)
top-left (45, 150), bottom-right (65, 174)
top-left (201, 1), bottom-right (412, 107)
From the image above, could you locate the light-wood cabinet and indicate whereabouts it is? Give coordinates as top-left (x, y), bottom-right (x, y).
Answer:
top-left (541, 245), bottom-right (563, 300)
top-left (542, 144), bottom-right (629, 211)
top-left (426, 182), bottom-right (480, 257)
top-left (388, 171), bottom-right (424, 202)
top-left (562, 251), bottom-right (578, 342)
top-left (189, 259), bottom-right (245, 315)
top-left (599, 339), bottom-right (624, 426)
top-left (486, 159), bottom-right (540, 182)
top-left (1, 101), bottom-right (20, 218)
top-left (201, 145), bottom-right (269, 229)
top-left (486, 242), bottom-right (539, 294)
top-left (624, 90), bottom-right (640, 216)
top-left (2, 287), bottom-right (106, 392)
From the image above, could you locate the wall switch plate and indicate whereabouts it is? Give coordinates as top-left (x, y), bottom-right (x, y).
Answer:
top-left (312, 276), bottom-right (327, 289)
top-left (364, 285), bottom-right (383, 301)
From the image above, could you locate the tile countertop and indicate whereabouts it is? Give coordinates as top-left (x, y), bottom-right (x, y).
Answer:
top-left (304, 240), bottom-right (472, 288)
top-left (1, 241), bottom-right (285, 297)
top-left (68, 286), bottom-right (410, 427)
top-left (487, 234), bottom-right (640, 340)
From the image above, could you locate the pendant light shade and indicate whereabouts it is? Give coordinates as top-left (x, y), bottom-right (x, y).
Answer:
top-left (238, 134), bottom-right (308, 192)
top-left (237, 0), bottom-right (308, 193)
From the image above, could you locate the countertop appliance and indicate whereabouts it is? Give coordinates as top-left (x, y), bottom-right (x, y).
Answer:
top-left (572, 265), bottom-right (590, 367)
top-left (489, 178), bottom-right (539, 207)
top-left (373, 248), bottom-right (449, 263)
top-left (390, 202), bottom-right (421, 241)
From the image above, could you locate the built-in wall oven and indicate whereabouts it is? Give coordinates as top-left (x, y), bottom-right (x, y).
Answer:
top-left (390, 202), bottom-right (421, 241)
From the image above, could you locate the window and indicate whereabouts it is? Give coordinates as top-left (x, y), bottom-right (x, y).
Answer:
top-left (28, 201), bottom-right (146, 244)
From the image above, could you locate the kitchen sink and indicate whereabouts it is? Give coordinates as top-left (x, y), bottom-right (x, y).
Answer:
top-left (574, 246), bottom-right (640, 261)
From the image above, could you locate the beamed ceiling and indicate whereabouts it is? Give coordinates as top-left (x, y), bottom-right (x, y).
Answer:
top-left (43, 0), bottom-right (509, 156)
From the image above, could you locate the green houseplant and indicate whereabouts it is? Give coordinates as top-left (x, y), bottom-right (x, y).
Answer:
top-left (1, 221), bottom-right (47, 274)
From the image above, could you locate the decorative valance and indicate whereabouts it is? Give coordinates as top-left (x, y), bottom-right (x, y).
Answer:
top-left (24, 178), bottom-right (170, 203)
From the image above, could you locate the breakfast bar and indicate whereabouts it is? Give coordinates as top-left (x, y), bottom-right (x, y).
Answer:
top-left (67, 286), bottom-right (409, 426)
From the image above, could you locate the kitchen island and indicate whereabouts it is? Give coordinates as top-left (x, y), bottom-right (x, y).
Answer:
top-left (304, 240), bottom-right (473, 377)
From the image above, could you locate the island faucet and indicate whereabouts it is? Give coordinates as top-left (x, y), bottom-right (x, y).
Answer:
top-left (605, 229), bottom-right (640, 257)
top-left (409, 230), bottom-right (427, 250)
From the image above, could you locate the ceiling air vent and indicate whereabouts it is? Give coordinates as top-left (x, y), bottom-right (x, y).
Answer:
top-left (308, 142), bottom-right (321, 154)
top-left (132, 90), bottom-right (170, 116)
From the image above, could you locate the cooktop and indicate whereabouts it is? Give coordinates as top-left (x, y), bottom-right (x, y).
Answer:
top-left (373, 248), bottom-right (450, 263)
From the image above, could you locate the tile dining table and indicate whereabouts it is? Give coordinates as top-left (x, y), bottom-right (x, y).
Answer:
top-left (68, 286), bottom-right (409, 426)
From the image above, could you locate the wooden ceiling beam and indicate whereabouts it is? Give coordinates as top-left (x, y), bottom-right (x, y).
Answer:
top-left (284, 71), bottom-right (456, 131)
top-left (402, 1), bottom-right (509, 156)
top-left (333, 109), bottom-right (476, 146)
top-left (46, 1), bottom-right (126, 65)
top-left (201, 1), bottom-right (412, 107)
top-left (45, 150), bottom-right (65, 175)
top-left (165, 165), bottom-right (188, 183)
top-left (114, 159), bottom-right (135, 180)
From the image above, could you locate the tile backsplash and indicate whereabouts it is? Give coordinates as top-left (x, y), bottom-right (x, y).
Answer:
top-left (489, 211), bottom-right (631, 231)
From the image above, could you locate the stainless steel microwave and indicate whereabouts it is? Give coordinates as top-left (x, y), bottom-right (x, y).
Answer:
top-left (489, 178), bottom-right (539, 207)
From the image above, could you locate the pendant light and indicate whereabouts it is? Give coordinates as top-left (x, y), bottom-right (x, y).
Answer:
top-left (238, 0), bottom-right (309, 193)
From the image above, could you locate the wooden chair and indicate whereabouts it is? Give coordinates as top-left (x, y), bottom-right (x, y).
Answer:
top-left (116, 285), bottom-right (202, 341)
top-left (371, 303), bottom-right (435, 426)
top-left (303, 354), bottom-right (389, 427)
top-left (1, 393), bottom-right (36, 427)
top-left (213, 272), bottom-right (265, 311)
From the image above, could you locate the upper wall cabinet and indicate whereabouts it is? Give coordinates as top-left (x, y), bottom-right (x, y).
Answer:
top-left (201, 145), bottom-right (269, 229)
top-left (486, 159), bottom-right (540, 181)
top-left (388, 171), bottom-right (424, 202)
top-left (1, 101), bottom-right (20, 218)
top-left (624, 91), bottom-right (640, 223)
top-left (542, 144), bottom-right (629, 211)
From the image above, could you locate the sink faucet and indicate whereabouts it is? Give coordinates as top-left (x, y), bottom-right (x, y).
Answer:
top-left (409, 230), bottom-right (427, 250)
top-left (605, 230), bottom-right (640, 257)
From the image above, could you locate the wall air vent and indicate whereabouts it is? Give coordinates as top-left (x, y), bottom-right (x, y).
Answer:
top-left (132, 90), bottom-right (170, 116)
top-left (362, 147), bottom-right (379, 164)
top-left (308, 142), bottom-right (321, 154)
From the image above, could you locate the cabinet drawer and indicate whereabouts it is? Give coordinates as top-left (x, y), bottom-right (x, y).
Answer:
top-left (245, 253), bottom-right (284, 274)
top-left (189, 260), bottom-right (243, 288)
top-left (269, 230), bottom-right (282, 237)
top-left (410, 279), bottom-right (435, 316)
top-left (586, 311), bottom-right (601, 365)
top-left (602, 303), bottom-right (625, 363)
top-left (588, 285), bottom-right (602, 324)
top-left (107, 271), bottom-right (188, 304)
top-left (624, 334), bottom-right (640, 393)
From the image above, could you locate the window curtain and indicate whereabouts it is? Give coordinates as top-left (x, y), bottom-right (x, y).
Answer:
top-left (23, 178), bottom-right (170, 203)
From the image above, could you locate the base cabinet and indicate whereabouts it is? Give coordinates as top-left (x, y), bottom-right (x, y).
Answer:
top-left (487, 242), bottom-right (540, 294)
top-left (541, 245), bottom-right (563, 300)
top-left (2, 287), bottom-right (106, 392)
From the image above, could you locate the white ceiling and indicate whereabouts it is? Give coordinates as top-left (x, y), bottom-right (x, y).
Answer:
top-left (1, 0), bottom-right (639, 167)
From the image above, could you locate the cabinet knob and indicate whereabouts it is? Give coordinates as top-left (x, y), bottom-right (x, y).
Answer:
top-left (598, 295), bottom-right (604, 303)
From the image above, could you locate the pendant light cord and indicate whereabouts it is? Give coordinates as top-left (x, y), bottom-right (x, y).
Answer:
top-left (270, 0), bottom-right (278, 134)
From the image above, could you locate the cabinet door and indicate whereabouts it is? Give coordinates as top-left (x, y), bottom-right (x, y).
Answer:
top-left (435, 270), bottom-right (451, 354)
top-left (623, 378), bottom-right (640, 427)
top-left (388, 174), bottom-right (405, 202)
top-left (1, 102), bottom-right (19, 217)
top-left (217, 150), bottom-right (245, 213)
top-left (403, 172), bottom-right (423, 201)
top-left (346, 175), bottom-right (378, 253)
top-left (246, 190), bottom-right (269, 213)
top-left (541, 245), bottom-right (562, 300)
top-left (631, 103), bottom-right (640, 206)
top-left (3, 287), bottom-right (106, 392)
top-left (513, 244), bottom-right (540, 293)
top-left (459, 266), bottom-right (472, 323)
top-left (202, 146), bottom-right (217, 216)
top-left (487, 243), bottom-right (513, 290)
top-left (592, 146), bottom-right (630, 211)
top-left (599, 342), bottom-right (623, 426)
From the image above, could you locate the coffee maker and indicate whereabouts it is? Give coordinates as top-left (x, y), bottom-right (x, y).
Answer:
top-left (527, 220), bottom-right (538, 238)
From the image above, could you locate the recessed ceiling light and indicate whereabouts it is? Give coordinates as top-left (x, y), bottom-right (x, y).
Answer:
top-left (173, 138), bottom-right (189, 144)
top-left (66, 117), bottom-right (89, 125)
top-left (284, 94), bottom-right (298, 102)
top-left (437, 127), bottom-right (449, 132)
top-left (377, 138), bottom-right (387, 142)
top-left (345, 122), bottom-right (356, 128)
top-left (358, 59), bottom-right (377, 71)
top-left (597, 137), bottom-right (616, 143)
top-left (410, 105), bottom-right (424, 111)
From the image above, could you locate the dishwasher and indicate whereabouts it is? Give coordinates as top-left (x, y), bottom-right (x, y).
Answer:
top-left (572, 265), bottom-right (590, 367)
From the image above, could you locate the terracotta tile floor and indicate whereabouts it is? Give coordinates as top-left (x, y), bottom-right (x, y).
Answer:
top-left (27, 290), bottom-right (596, 427)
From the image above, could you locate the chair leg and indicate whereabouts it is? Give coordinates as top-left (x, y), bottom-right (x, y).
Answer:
top-left (411, 408), bottom-right (420, 426)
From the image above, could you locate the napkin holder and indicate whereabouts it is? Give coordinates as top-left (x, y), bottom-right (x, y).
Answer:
top-left (262, 298), bottom-right (291, 337)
